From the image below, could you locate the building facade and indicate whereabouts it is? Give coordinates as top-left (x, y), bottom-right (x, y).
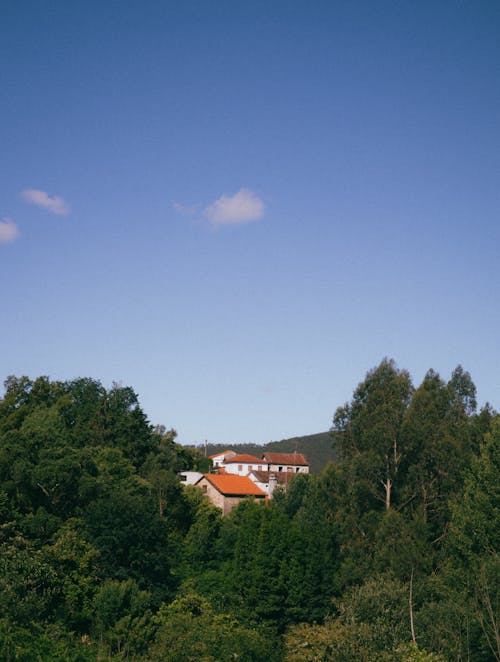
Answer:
top-left (195, 473), bottom-right (266, 515)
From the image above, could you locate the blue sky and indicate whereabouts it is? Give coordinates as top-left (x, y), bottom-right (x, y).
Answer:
top-left (1, 1), bottom-right (499, 444)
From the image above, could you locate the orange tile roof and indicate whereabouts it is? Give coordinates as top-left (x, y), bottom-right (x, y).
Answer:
top-left (201, 473), bottom-right (266, 497)
top-left (262, 452), bottom-right (308, 466)
top-left (223, 453), bottom-right (264, 464)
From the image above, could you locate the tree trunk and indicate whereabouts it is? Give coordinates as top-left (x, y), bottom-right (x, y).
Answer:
top-left (409, 568), bottom-right (417, 644)
top-left (421, 483), bottom-right (428, 524)
top-left (384, 477), bottom-right (392, 510)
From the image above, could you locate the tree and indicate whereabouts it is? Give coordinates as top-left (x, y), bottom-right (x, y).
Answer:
top-left (85, 488), bottom-right (179, 600)
top-left (147, 593), bottom-right (277, 661)
top-left (447, 417), bottom-right (500, 660)
top-left (400, 369), bottom-right (471, 536)
top-left (332, 358), bottom-right (413, 510)
top-left (38, 519), bottom-right (99, 632)
top-left (283, 475), bottom-right (337, 624)
top-left (448, 365), bottom-right (477, 417)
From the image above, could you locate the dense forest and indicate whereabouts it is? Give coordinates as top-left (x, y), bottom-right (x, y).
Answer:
top-left (0, 360), bottom-right (498, 661)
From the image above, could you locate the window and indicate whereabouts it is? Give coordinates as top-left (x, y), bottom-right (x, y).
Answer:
top-left (287, 467), bottom-right (293, 472)
top-left (238, 465), bottom-right (243, 472)
top-left (201, 485), bottom-right (207, 493)
top-left (278, 466), bottom-right (283, 472)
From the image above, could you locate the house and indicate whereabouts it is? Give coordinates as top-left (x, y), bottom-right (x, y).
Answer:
top-left (195, 473), bottom-right (266, 515)
top-left (191, 449), bottom-right (309, 501)
top-left (262, 452), bottom-right (309, 474)
top-left (222, 453), bottom-right (267, 475)
top-left (215, 450), bottom-right (309, 497)
top-left (220, 452), bottom-right (310, 478)
top-left (208, 449), bottom-right (237, 469)
top-left (179, 470), bottom-right (204, 485)
top-left (247, 470), bottom-right (291, 497)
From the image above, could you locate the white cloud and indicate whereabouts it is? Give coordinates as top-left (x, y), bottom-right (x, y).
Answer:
top-left (21, 189), bottom-right (70, 216)
top-left (0, 218), bottom-right (20, 245)
top-left (203, 188), bottom-right (264, 226)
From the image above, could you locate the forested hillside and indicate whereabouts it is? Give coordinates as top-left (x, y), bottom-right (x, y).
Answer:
top-left (199, 431), bottom-right (338, 474)
top-left (0, 361), bottom-right (498, 661)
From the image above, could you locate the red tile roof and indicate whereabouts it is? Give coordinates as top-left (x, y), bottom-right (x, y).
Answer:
top-left (262, 452), bottom-right (308, 466)
top-left (223, 454), bottom-right (265, 465)
top-left (199, 473), bottom-right (266, 497)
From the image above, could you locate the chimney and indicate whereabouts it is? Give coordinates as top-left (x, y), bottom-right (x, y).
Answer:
top-left (268, 473), bottom-right (278, 498)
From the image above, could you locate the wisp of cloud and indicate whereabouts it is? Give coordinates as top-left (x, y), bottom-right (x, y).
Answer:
top-left (0, 218), bottom-right (20, 245)
top-left (203, 188), bottom-right (264, 226)
top-left (21, 189), bottom-right (70, 216)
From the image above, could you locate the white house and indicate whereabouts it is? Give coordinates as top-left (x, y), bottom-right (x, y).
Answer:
top-left (203, 449), bottom-right (310, 498)
top-left (208, 449), bottom-right (237, 469)
top-left (262, 452), bottom-right (309, 474)
top-left (222, 453), bottom-right (267, 476)
top-left (247, 470), bottom-right (292, 497)
top-left (179, 470), bottom-right (204, 485)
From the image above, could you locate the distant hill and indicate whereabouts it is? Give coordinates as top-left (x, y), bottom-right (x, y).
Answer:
top-left (195, 431), bottom-right (339, 474)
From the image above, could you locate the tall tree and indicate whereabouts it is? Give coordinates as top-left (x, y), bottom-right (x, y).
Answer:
top-left (448, 417), bottom-right (500, 660)
top-left (332, 358), bottom-right (413, 510)
top-left (400, 369), bottom-right (469, 534)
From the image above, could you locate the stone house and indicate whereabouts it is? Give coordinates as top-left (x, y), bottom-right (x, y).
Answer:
top-left (194, 473), bottom-right (266, 515)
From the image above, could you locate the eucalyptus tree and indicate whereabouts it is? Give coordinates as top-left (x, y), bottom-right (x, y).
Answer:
top-left (332, 358), bottom-right (413, 511)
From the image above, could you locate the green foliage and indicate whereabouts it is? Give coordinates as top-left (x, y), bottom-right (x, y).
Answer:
top-left (374, 509), bottom-right (431, 580)
top-left (0, 619), bottom-right (96, 661)
top-left (400, 369), bottom-right (473, 539)
top-left (85, 488), bottom-right (179, 598)
top-left (90, 579), bottom-right (154, 656)
top-left (332, 358), bottom-right (413, 510)
top-left (333, 574), bottom-right (409, 649)
top-left (394, 643), bottom-right (446, 661)
top-left (283, 476), bottom-right (337, 624)
top-left (38, 519), bottom-right (99, 630)
top-left (183, 487), bottom-right (223, 567)
top-left (285, 619), bottom-right (420, 662)
top-left (286, 584), bottom-right (445, 661)
top-left (434, 416), bottom-right (500, 661)
top-left (0, 366), bottom-right (497, 659)
top-left (0, 542), bottom-right (59, 626)
top-left (148, 592), bottom-right (277, 661)
top-left (449, 417), bottom-right (499, 562)
top-left (0, 374), bottom-right (195, 656)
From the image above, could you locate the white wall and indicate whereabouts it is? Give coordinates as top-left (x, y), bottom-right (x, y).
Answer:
top-left (267, 464), bottom-right (309, 474)
top-left (179, 471), bottom-right (204, 485)
top-left (224, 461), bottom-right (267, 476)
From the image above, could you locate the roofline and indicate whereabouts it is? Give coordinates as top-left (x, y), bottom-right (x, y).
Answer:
top-left (196, 474), bottom-right (266, 497)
